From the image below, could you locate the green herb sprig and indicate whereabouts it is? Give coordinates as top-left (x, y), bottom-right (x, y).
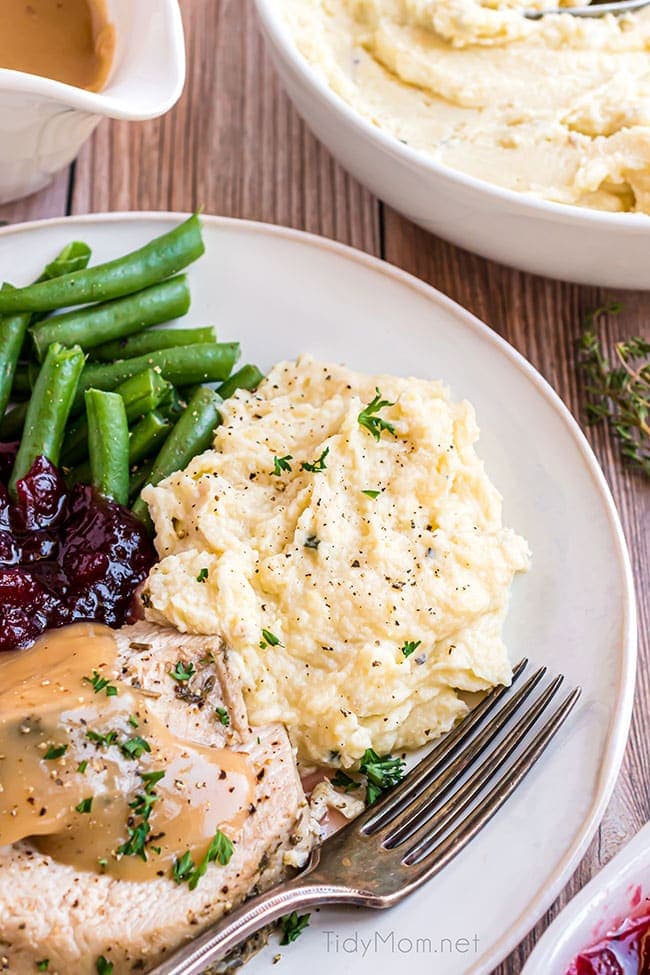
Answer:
top-left (169, 660), bottom-right (195, 682)
top-left (301, 446), bottom-right (329, 473)
top-left (358, 388), bottom-right (396, 442)
top-left (172, 829), bottom-right (234, 891)
top-left (579, 304), bottom-right (649, 476)
top-left (116, 769), bottom-right (165, 862)
top-left (271, 454), bottom-right (293, 475)
top-left (280, 911), bottom-right (311, 945)
top-left (401, 640), bottom-right (422, 659)
top-left (359, 748), bottom-right (406, 805)
top-left (330, 749), bottom-right (406, 806)
top-left (259, 628), bottom-right (282, 649)
top-left (83, 670), bottom-right (118, 697)
top-left (43, 744), bottom-right (68, 760)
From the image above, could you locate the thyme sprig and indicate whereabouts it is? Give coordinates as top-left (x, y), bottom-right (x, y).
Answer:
top-left (579, 303), bottom-right (649, 476)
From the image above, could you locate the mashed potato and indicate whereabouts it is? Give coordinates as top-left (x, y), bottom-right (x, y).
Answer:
top-left (142, 358), bottom-right (530, 767)
top-left (278, 0), bottom-right (650, 212)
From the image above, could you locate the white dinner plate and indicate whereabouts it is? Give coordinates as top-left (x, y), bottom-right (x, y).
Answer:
top-left (0, 213), bottom-right (637, 975)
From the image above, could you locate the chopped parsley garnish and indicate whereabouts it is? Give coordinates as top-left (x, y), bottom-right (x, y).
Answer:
top-left (75, 797), bottom-right (93, 814)
top-left (36, 961), bottom-right (49, 971)
top-left (86, 729), bottom-right (118, 748)
top-left (140, 769), bottom-right (166, 789)
top-left (362, 489), bottom-right (381, 499)
top-left (117, 821), bottom-right (150, 860)
top-left (129, 790), bottom-right (159, 819)
top-left (332, 769), bottom-right (359, 794)
top-left (43, 744), bottom-right (67, 760)
top-left (172, 850), bottom-right (194, 884)
top-left (120, 736), bottom-right (151, 760)
top-left (358, 388), bottom-right (396, 441)
top-left (401, 640), bottom-right (422, 658)
top-left (128, 714), bottom-right (139, 728)
top-left (215, 707), bottom-right (230, 726)
top-left (304, 534), bottom-right (320, 550)
top-left (172, 830), bottom-right (234, 891)
top-left (280, 911), bottom-right (311, 945)
top-left (96, 956), bottom-right (113, 975)
top-left (77, 760), bottom-right (88, 774)
top-left (359, 748), bottom-right (406, 805)
top-left (271, 454), bottom-right (293, 476)
top-left (196, 567), bottom-right (209, 583)
top-left (301, 446), bottom-right (329, 473)
top-left (83, 670), bottom-right (118, 697)
top-left (259, 628), bottom-right (282, 649)
top-left (117, 770), bottom-right (164, 863)
top-left (169, 660), bottom-right (195, 682)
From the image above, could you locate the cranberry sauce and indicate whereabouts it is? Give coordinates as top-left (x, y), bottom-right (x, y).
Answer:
top-left (566, 912), bottom-right (650, 975)
top-left (0, 448), bottom-right (155, 651)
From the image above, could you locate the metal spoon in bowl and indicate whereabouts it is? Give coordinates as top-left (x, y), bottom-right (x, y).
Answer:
top-left (524, 0), bottom-right (647, 17)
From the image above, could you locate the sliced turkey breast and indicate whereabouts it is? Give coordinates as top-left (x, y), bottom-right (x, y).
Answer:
top-left (0, 622), bottom-right (315, 975)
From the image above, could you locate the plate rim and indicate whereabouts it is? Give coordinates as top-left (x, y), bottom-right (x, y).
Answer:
top-left (0, 210), bottom-right (638, 973)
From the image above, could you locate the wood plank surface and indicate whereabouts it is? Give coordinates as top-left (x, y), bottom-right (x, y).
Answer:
top-left (0, 1), bottom-right (647, 971)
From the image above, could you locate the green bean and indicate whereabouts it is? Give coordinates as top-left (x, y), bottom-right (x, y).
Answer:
top-left (72, 343), bottom-right (239, 412)
top-left (85, 389), bottom-right (129, 506)
top-left (128, 411), bottom-right (171, 466)
top-left (129, 461), bottom-right (153, 502)
top-left (91, 325), bottom-right (217, 363)
top-left (0, 242), bottom-right (92, 418)
top-left (71, 410), bottom-right (168, 487)
top-left (9, 343), bottom-right (85, 494)
top-left (0, 401), bottom-right (27, 440)
top-left (0, 279), bottom-right (29, 418)
top-left (132, 386), bottom-right (222, 525)
top-left (61, 368), bottom-right (172, 466)
top-left (0, 215), bottom-right (204, 315)
top-left (217, 364), bottom-right (264, 400)
top-left (0, 313), bottom-right (30, 416)
top-left (41, 241), bottom-right (92, 282)
top-left (31, 275), bottom-right (191, 362)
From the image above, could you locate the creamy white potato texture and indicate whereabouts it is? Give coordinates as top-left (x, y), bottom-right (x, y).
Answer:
top-left (278, 0), bottom-right (650, 213)
top-left (143, 358), bottom-right (530, 767)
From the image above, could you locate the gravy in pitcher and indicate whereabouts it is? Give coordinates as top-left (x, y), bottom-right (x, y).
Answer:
top-left (0, 0), bottom-right (115, 91)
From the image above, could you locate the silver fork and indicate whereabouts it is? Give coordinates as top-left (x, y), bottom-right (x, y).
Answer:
top-left (148, 660), bottom-right (581, 975)
top-left (524, 0), bottom-right (648, 17)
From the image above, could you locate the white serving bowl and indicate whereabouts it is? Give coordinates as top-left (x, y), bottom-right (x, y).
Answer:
top-left (522, 821), bottom-right (650, 974)
top-left (0, 0), bottom-right (185, 205)
top-left (255, 0), bottom-right (650, 289)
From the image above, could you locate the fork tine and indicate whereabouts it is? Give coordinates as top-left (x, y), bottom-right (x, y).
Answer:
top-left (362, 658), bottom-right (531, 834)
top-left (384, 674), bottom-right (565, 849)
top-left (364, 663), bottom-right (547, 839)
top-left (402, 686), bottom-right (582, 877)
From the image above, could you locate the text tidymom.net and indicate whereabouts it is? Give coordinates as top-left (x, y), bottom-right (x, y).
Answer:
top-left (323, 930), bottom-right (480, 957)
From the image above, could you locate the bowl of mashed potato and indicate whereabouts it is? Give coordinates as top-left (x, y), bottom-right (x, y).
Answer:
top-left (255, 0), bottom-right (650, 287)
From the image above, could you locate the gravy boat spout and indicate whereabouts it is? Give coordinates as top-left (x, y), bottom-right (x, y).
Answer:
top-left (0, 0), bottom-right (185, 205)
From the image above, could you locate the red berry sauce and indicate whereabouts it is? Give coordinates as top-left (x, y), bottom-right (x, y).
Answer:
top-left (566, 912), bottom-right (650, 975)
top-left (0, 446), bottom-right (155, 652)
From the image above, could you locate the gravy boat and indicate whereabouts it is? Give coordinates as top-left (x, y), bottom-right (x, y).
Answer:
top-left (0, 0), bottom-right (185, 205)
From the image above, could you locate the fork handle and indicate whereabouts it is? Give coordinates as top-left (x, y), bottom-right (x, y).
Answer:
top-left (146, 872), bottom-right (353, 975)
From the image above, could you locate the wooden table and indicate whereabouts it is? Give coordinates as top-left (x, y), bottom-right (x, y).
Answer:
top-left (1, 2), bottom-right (648, 970)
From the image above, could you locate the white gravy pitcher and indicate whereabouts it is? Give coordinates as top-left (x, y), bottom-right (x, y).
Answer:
top-left (0, 0), bottom-right (185, 205)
